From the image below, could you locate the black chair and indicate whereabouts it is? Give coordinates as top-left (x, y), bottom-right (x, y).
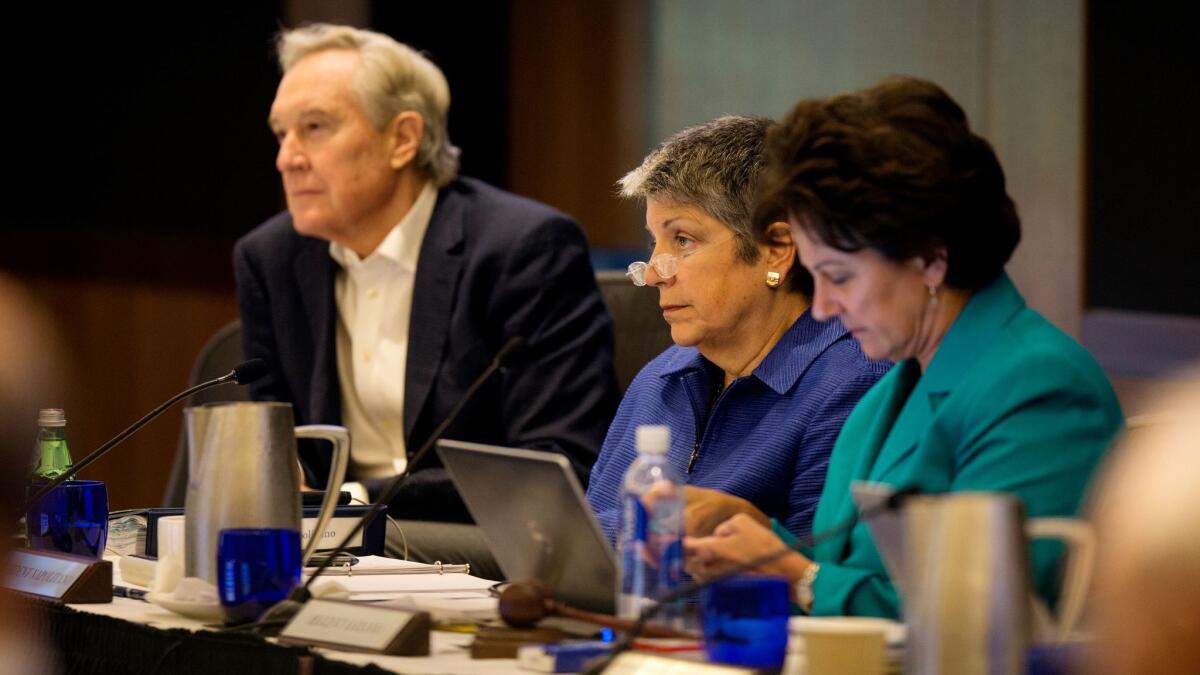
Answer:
top-left (160, 320), bottom-right (247, 507)
top-left (595, 269), bottom-right (674, 394)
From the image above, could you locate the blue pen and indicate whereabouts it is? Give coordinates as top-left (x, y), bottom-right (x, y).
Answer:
top-left (113, 585), bottom-right (149, 601)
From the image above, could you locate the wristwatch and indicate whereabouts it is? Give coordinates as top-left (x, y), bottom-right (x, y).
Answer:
top-left (795, 562), bottom-right (820, 613)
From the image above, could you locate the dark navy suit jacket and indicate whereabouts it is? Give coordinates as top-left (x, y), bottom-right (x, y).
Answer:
top-left (234, 177), bottom-right (619, 522)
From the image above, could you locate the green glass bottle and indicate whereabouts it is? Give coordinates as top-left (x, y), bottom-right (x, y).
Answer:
top-left (32, 408), bottom-right (73, 480)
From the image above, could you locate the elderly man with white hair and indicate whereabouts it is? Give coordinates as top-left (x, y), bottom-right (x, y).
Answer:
top-left (235, 24), bottom-right (618, 577)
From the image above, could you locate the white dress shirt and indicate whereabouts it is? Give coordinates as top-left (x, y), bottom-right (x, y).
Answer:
top-left (329, 182), bottom-right (437, 486)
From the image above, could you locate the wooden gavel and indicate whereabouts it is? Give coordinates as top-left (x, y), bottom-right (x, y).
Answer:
top-left (497, 579), bottom-right (696, 639)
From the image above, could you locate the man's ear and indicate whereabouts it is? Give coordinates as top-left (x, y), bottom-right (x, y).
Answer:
top-left (388, 111), bottom-right (423, 170)
top-left (762, 221), bottom-right (797, 278)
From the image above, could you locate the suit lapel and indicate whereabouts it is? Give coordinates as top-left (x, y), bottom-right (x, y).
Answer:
top-left (866, 374), bottom-right (938, 480)
top-left (404, 187), bottom-right (466, 442)
top-left (293, 241), bottom-right (340, 423)
top-left (814, 362), bottom-right (919, 559)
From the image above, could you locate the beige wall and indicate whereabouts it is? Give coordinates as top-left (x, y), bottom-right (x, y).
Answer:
top-left (647, 0), bottom-right (1084, 335)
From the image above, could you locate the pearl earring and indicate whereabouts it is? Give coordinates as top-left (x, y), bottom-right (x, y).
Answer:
top-left (766, 271), bottom-right (782, 288)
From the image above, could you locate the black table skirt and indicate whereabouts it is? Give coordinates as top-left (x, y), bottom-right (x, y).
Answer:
top-left (22, 596), bottom-right (397, 675)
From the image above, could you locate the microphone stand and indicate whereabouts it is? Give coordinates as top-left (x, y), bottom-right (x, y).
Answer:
top-left (23, 359), bottom-right (268, 511)
top-left (248, 337), bottom-right (527, 632)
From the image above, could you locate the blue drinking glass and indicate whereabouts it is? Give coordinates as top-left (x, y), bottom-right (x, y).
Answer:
top-left (217, 528), bottom-right (302, 622)
top-left (702, 575), bottom-right (790, 669)
top-left (26, 480), bottom-right (109, 558)
top-left (1026, 641), bottom-right (1085, 675)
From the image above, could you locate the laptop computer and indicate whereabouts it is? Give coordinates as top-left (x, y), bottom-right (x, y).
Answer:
top-left (437, 439), bottom-right (617, 614)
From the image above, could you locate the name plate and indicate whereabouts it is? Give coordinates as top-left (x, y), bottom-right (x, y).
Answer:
top-left (279, 599), bottom-right (430, 655)
top-left (5, 550), bottom-right (113, 603)
top-left (145, 506), bottom-right (384, 556)
top-left (301, 516), bottom-right (362, 550)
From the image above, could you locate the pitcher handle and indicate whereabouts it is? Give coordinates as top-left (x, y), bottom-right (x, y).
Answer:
top-left (295, 425), bottom-right (351, 564)
top-left (1025, 517), bottom-right (1095, 643)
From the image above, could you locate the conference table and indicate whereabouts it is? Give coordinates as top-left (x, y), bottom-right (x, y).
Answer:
top-left (25, 552), bottom-right (919, 674)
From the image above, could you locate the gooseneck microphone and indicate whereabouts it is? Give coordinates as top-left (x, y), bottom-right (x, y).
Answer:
top-left (271, 335), bottom-right (527, 613)
top-left (582, 486), bottom-right (921, 674)
top-left (22, 358), bottom-right (269, 510)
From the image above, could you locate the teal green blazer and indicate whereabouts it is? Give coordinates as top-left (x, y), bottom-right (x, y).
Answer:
top-left (785, 273), bottom-right (1122, 618)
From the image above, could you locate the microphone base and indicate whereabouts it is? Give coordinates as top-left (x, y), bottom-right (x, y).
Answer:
top-left (247, 597), bottom-right (306, 637)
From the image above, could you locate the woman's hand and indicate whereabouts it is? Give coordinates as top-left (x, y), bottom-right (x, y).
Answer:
top-left (683, 513), bottom-right (811, 583)
top-left (683, 486), bottom-right (770, 536)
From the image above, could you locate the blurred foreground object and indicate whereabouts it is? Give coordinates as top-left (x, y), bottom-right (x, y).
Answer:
top-left (1089, 374), bottom-right (1200, 675)
top-left (0, 274), bottom-right (64, 507)
top-left (0, 273), bottom-right (63, 674)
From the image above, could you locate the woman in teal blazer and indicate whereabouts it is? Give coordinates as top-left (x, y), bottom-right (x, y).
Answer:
top-left (684, 77), bottom-right (1123, 619)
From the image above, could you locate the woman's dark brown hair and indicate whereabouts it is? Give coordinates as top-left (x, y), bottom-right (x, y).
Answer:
top-left (757, 76), bottom-right (1020, 290)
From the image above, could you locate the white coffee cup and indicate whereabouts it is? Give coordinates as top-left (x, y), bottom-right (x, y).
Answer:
top-left (791, 617), bottom-right (891, 675)
top-left (153, 515), bottom-right (186, 595)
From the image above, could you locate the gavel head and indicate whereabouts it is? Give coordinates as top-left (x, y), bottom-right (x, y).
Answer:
top-left (498, 579), bottom-right (555, 628)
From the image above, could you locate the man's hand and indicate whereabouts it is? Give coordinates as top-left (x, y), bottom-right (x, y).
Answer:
top-left (683, 513), bottom-right (811, 583)
top-left (683, 486), bottom-right (769, 537)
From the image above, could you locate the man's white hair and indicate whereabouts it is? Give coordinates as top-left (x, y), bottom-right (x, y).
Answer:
top-left (277, 23), bottom-right (460, 186)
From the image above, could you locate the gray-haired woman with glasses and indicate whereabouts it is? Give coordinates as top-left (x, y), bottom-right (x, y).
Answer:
top-left (585, 116), bottom-right (890, 544)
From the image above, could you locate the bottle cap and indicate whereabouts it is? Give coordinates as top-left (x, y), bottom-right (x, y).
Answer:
top-left (38, 408), bottom-right (66, 427)
top-left (635, 425), bottom-right (670, 455)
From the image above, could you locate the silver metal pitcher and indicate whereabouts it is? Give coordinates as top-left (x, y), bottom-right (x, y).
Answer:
top-left (183, 402), bottom-right (350, 585)
top-left (904, 492), bottom-right (1032, 675)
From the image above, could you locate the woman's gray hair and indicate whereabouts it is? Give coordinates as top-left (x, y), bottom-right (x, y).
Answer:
top-left (619, 116), bottom-right (774, 264)
top-left (277, 24), bottom-right (460, 187)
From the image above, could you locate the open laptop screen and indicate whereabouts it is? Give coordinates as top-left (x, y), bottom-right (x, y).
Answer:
top-left (437, 439), bottom-right (617, 614)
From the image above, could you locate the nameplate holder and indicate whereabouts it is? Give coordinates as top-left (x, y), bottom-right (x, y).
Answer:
top-left (5, 550), bottom-right (113, 603)
top-left (278, 599), bottom-right (430, 655)
top-left (300, 515), bottom-right (363, 551)
top-left (144, 506), bottom-right (384, 556)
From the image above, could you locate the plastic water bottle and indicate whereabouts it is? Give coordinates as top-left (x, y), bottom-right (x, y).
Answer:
top-left (617, 425), bottom-right (684, 625)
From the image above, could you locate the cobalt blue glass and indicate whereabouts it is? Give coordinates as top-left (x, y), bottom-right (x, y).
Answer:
top-left (26, 480), bottom-right (109, 558)
top-left (217, 528), bottom-right (302, 622)
top-left (702, 575), bottom-right (790, 669)
top-left (1026, 642), bottom-right (1085, 675)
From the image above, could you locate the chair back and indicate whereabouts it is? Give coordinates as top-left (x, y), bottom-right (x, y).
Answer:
top-left (595, 269), bottom-right (674, 394)
top-left (161, 319), bottom-right (246, 506)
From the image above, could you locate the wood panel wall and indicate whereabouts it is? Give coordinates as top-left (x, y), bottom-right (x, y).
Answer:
top-left (13, 271), bottom-right (238, 510)
top-left (508, 0), bottom-right (649, 250)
